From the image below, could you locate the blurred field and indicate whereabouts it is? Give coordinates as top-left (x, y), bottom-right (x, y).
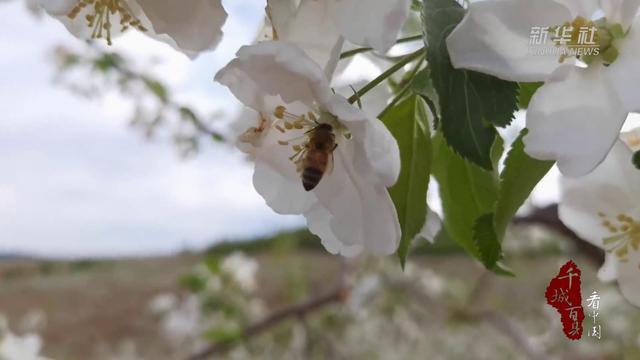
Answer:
top-left (0, 228), bottom-right (639, 359)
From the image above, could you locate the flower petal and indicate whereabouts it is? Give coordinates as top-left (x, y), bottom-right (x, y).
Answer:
top-left (306, 204), bottom-right (363, 256)
top-left (215, 42), bottom-right (334, 113)
top-left (416, 207), bottom-right (442, 244)
top-left (271, 0), bottom-right (344, 76)
top-left (554, 0), bottom-right (599, 17)
top-left (598, 253), bottom-right (618, 282)
top-left (603, 17), bottom-right (640, 113)
top-left (136, 0), bottom-right (226, 57)
top-left (253, 142), bottom-right (317, 215)
top-left (446, 0), bottom-right (571, 82)
top-left (37, 0), bottom-right (76, 15)
top-left (311, 145), bottom-right (401, 256)
top-left (601, 0), bottom-right (640, 28)
top-left (329, 0), bottom-right (410, 53)
top-left (524, 65), bottom-right (627, 176)
top-left (324, 94), bottom-right (401, 187)
top-left (45, 0), bottom-right (149, 41)
top-left (616, 248), bottom-right (640, 306)
top-left (559, 138), bottom-right (640, 247)
top-left (621, 126), bottom-right (640, 151)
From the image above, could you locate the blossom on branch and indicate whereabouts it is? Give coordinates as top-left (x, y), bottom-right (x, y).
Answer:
top-left (559, 127), bottom-right (640, 307)
top-left (38, 0), bottom-right (227, 58)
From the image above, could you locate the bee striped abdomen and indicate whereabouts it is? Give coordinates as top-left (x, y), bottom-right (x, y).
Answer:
top-left (302, 167), bottom-right (324, 191)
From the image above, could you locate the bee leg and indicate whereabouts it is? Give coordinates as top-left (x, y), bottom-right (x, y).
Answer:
top-left (328, 144), bottom-right (338, 175)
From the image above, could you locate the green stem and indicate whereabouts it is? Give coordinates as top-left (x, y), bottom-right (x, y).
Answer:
top-left (347, 49), bottom-right (425, 105)
top-left (339, 35), bottom-right (423, 59)
top-left (378, 55), bottom-right (426, 118)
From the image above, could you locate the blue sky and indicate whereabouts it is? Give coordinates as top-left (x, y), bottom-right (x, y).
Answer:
top-left (0, 0), bottom-right (303, 258)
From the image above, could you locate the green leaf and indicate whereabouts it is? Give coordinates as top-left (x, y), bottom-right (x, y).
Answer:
top-left (518, 82), bottom-right (544, 109)
top-left (432, 134), bottom-right (498, 258)
top-left (473, 213), bottom-right (502, 269)
top-left (494, 129), bottom-right (554, 239)
top-left (203, 327), bottom-right (241, 344)
top-left (382, 96), bottom-right (432, 268)
top-left (411, 68), bottom-right (440, 129)
top-left (180, 274), bottom-right (207, 293)
top-left (142, 76), bottom-right (169, 104)
top-left (633, 150), bottom-right (640, 170)
top-left (422, 0), bottom-right (518, 170)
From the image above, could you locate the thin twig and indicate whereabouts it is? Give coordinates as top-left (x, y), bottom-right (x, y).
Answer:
top-left (339, 34), bottom-right (423, 59)
top-left (187, 288), bottom-right (348, 359)
top-left (347, 49), bottom-right (425, 104)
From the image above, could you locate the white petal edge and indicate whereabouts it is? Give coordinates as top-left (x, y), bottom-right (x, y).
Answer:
top-left (559, 138), bottom-right (640, 246)
top-left (524, 65), bottom-right (627, 176)
top-left (215, 41), bottom-right (334, 113)
top-left (272, 0), bottom-right (344, 76)
top-left (616, 247), bottom-right (640, 307)
top-left (253, 143), bottom-right (317, 215)
top-left (446, 0), bottom-right (572, 82)
top-left (604, 16), bottom-right (640, 113)
top-left (323, 94), bottom-right (401, 187)
top-left (312, 146), bottom-right (401, 256)
top-left (136, 0), bottom-right (227, 57)
top-left (329, 0), bottom-right (410, 53)
top-left (37, 0), bottom-right (76, 15)
top-left (416, 207), bottom-right (442, 244)
top-left (601, 0), bottom-right (640, 29)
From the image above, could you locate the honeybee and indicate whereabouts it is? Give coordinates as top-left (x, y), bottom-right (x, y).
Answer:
top-left (300, 123), bottom-right (337, 191)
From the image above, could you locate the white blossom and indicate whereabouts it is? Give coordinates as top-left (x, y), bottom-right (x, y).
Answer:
top-left (215, 41), bottom-right (401, 256)
top-left (559, 127), bottom-right (640, 307)
top-left (0, 316), bottom-right (47, 360)
top-left (447, 0), bottom-right (640, 176)
top-left (267, 0), bottom-right (411, 75)
top-left (37, 0), bottom-right (227, 58)
top-left (220, 252), bottom-right (259, 292)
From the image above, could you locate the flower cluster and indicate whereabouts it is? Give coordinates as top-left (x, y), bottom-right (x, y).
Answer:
top-left (447, 0), bottom-right (640, 176)
top-left (446, 0), bottom-right (640, 306)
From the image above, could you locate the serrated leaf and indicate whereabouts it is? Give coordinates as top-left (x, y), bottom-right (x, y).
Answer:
top-left (432, 134), bottom-right (498, 258)
top-left (422, 0), bottom-right (518, 170)
top-left (473, 213), bottom-right (501, 269)
top-left (518, 82), bottom-right (544, 109)
top-left (382, 96), bottom-right (432, 267)
top-left (494, 129), bottom-right (554, 239)
top-left (412, 68), bottom-right (440, 129)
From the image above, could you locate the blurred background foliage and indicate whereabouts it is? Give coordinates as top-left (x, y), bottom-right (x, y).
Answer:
top-left (2, 224), bottom-right (640, 359)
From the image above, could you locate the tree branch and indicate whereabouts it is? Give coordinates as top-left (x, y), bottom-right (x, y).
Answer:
top-left (513, 204), bottom-right (604, 266)
top-left (187, 287), bottom-right (349, 360)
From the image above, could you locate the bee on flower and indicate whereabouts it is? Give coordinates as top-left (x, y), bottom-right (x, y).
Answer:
top-left (215, 41), bottom-right (401, 256)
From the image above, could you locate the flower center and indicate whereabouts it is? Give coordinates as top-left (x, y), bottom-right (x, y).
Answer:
top-left (271, 105), bottom-right (349, 170)
top-left (67, 0), bottom-right (147, 45)
top-left (552, 16), bottom-right (627, 65)
top-left (599, 212), bottom-right (640, 261)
